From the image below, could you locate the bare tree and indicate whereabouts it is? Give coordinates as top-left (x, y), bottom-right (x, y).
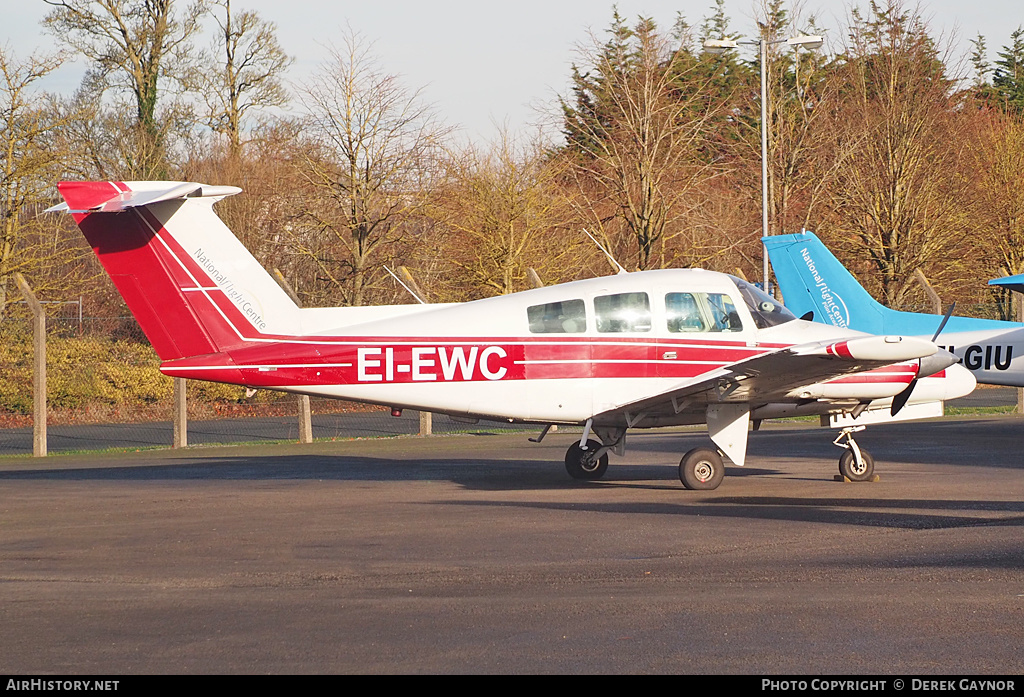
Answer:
top-left (972, 108), bottom-right (1024, 317)
top-left (190, 0), bottom-right (292, 156)
top-left (43, 0), bottom-right (207, 177)
top-left (0, 48), bottom-right (84, 319)
top-left (560, 15), bottom-right (724, 271)
top-left (293, 30), bottom-right (452, 307)
top-left (816, 0), bottom-right (973, 307)
top-left (431, 129), bottom-right (576, 298)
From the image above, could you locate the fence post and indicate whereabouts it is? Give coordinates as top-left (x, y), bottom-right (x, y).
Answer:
top-left (273, 268), bottom-right (315, 442)
top-left (298, 395), bottom-right (313, 443)
top-left (173, 377), bottom-right (187, 448)
top-left (913, 269), bottom-right (942, 315)
top-left (14, 274), bottom-right (46, 457)
top-left (1018, 295), bottom-right (1023, 416)
top-left (418, 410), bottom-right (432, 436)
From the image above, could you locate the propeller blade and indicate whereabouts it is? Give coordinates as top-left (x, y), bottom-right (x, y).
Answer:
top-left (891, 378), bottom-right (917, 417)
top-left (931, 302), bottom-right (957, 341)
top-left (894, 304), bottom-right (957, 417)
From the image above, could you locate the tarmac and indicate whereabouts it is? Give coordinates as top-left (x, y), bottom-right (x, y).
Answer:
top-left (1, 415), bottom-right (1022, 674)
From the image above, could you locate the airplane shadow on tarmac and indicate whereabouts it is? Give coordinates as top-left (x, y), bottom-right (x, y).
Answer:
top-left (2, 445), bottom-right (1022, 539)
top-left (0, 415), bottom-right (1020, 486)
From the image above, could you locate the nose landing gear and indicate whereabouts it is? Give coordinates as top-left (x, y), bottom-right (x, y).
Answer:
top-left (833, 426), bottom-right (876, 482)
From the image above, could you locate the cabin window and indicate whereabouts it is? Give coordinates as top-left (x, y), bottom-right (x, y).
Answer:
top-left (527, 299), bottom-right (587, 333)
top-left (706, 293), bottom-right (743, 332)
top-left (665, 293), bottom-right (707, 332)
top-left (727, 275), bottom-right (797, 328)
top-left (595, 292), bottom-right (651, 333)
top-left (665, 292), bottom-right (743, 333)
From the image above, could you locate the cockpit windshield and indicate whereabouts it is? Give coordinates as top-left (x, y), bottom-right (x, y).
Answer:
top-left (727, 275), bottom-right (798, 329)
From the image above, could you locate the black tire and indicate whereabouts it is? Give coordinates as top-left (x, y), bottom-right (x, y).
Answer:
top-left (838, 448), bottom-right (875, 482)
top-left (679, 447), bottom-right (725, 490)
top-left (565, 439), bottom-right (609, 480)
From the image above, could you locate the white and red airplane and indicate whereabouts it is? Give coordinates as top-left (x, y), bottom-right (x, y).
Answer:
top-left (50, 181), bottom-right (976, 489)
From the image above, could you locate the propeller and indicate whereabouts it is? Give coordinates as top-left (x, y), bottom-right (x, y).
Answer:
top-left (891, 303), bottom-right (957, 416)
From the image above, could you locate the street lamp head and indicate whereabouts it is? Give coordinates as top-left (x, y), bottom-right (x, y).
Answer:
top-left (786, 34), bottom-right (824, 50)
top-left (703, 38), bottom-right (740, 54)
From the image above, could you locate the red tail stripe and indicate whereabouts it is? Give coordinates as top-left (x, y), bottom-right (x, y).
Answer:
top-left (59, 181), bottom-right (126, 210)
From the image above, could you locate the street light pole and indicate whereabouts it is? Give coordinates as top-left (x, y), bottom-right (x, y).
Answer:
top-left (759, 37), bottom-right (770, 295)
top-left (704, 34), bottom-right (823, 296)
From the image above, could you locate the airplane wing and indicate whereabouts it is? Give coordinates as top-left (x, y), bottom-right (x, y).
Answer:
top-left (604, 334), bottom-right (933, 415)
top-left (594, 334), bottom-right (936, 466)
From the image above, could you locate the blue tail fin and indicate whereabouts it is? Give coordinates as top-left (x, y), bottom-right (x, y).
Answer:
top-left (764, 231), bottom-right (889, 333)
top-left (765, 231), bottom-right (1020, 334)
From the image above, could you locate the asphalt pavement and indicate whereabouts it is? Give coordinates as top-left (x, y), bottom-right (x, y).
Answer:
top-left (1, 417), bottom-right (1022, 674)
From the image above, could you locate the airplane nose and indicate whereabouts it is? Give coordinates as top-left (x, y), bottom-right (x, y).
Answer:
top-left (918, 348), bottom-right (958, 378)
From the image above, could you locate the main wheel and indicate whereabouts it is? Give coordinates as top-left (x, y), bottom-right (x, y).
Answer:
top-left (679, 447), bottom-right (725, 490)
top-left (565, 439), bottom-right (609, 480)
top-left (838, 448), bottom-right (875, 482)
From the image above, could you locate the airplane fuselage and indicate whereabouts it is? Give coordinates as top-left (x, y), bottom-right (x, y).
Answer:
top-left (160, 269), bottom-right (972, 427)
top-left (935, 328), bottom-right (1024, 386)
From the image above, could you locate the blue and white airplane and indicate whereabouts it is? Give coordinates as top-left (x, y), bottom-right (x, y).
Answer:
top-left (765, 231), bottom-right (1024, 388)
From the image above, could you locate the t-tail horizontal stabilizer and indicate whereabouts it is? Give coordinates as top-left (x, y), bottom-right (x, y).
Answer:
top-left (51, 180), bottom-right (301, 363)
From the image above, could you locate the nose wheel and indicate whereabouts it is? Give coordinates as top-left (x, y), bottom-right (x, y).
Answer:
top-left (833, 427), bottom-right (875, 482)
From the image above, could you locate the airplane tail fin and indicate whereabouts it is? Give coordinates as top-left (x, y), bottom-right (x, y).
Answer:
top-left (766, 231), bottom-right (1022, 335)
top-left (764, 231), bottom-right (890, 334)
top-left (53, 181), bottom-right (300, 362)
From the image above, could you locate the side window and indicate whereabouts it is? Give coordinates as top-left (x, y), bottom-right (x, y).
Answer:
top-left (527, 299), bottom-right (587, 333)
top-left (707, 293), bottom-right (743, 332)
top-left (595, 292), bottom-right (651, 333)
top-left (664, 292), bottom-right (743, 333)
top-left (666, 293), bottom-right (707, 332)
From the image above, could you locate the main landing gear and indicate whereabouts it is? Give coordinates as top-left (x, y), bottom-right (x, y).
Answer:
top-left (564, 439), bottom-right (609, 480)
top-left (563, 440), bottom-right (727, 490)
top-left (562, 421), bottom-right (619, 481)
top-left (833, 426), bottom-right (875, 482)
top-left (678, 447), bottom-right (725, 490)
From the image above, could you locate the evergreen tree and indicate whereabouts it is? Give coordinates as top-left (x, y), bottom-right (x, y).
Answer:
top-left (993, 27), bottom-right (1024, 113)
top-left (558, 11), bottom-right (725, 270)
top-left (970, 33), bottom-right (990, 89)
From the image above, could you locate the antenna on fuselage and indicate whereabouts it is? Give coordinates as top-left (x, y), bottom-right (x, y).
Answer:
top-left (582, 229), bottom-right (628, 275)
top-left (383, 265), bottom-right (426, 304)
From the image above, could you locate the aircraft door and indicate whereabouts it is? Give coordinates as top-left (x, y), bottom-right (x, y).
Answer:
top-left (658, 290), bottom-right (747, 380)
top-left (522, 297), bottom-right (593, 421)
top-left (590, 290), bottom-right (657, 413)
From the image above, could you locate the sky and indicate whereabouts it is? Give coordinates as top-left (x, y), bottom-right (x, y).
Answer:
top-left (4, 1), bottom-right (1023, 143)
